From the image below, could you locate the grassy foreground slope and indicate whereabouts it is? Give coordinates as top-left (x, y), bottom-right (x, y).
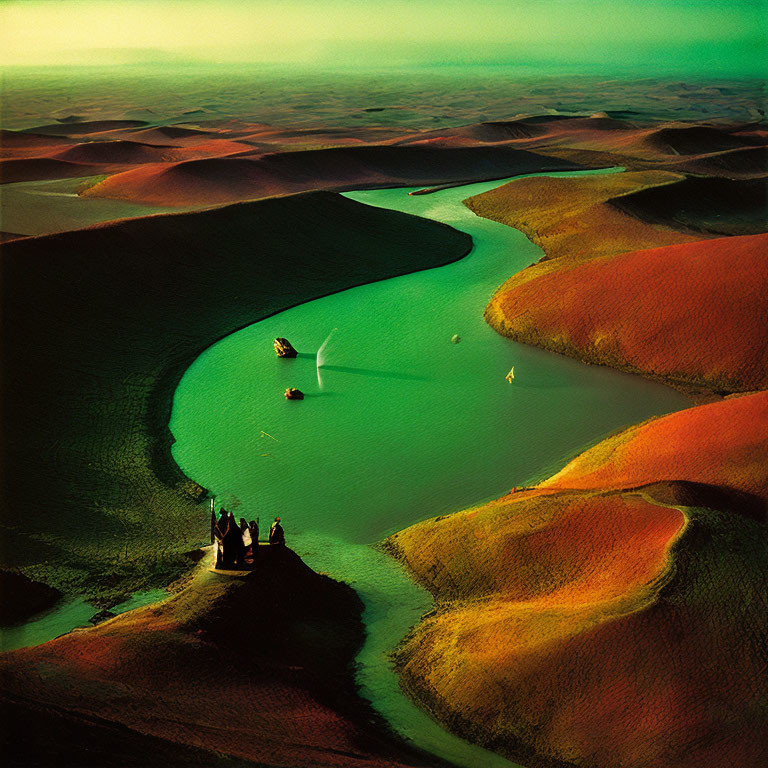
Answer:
top-left (0, 192), bottom-right (471, 604)
top-left (386, 391), bottom-right (768, 768)
top-left (0, 546), bottom-right (439, 768)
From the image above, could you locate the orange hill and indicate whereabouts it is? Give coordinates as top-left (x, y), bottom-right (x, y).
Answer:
top-left (466, 169), bottom-right (767, 394)
top-left (122, 125), bottom-right (217, 143)
top-left (54, 140), bottom-right (171, 164)
top-left (543, 391), bottom-right (768, 503)
top-left (485, 233), bottom-right (768, 393)
top-left (386, 391), bottom-right (768, 768)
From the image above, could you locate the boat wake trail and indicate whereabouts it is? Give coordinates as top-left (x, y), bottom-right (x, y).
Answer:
top-left (316, 328), bottom-right (338, 390)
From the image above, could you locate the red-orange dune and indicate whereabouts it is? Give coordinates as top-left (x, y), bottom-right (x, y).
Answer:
top-left (53, 140), bottom-right (171, 164)
top-left (486, 233), bottom-right (768, 392)
top-left (48, 138), bottom-right (258, 165)
top-left (0, 136), bottom-right (264, 183)
top-left (544, 390), bottom-right (768, 500)
top-left (5, 116), bottom-right (765, 196)
top-left (0, 548), bottom-right (433, 768)
top-left (119, 125), bottom-right (216, 144)
top-left (387, 391), bottom-right (768, 768)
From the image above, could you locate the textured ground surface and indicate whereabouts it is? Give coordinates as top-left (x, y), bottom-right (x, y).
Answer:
top-left (483, 233), bottom-right (768, 393)
top-left (2, 102), bottom-right (766, 768)
top-left (0, 546), bottom-right (440, 768)
top-left (386, 392), bottom-right (768, 768)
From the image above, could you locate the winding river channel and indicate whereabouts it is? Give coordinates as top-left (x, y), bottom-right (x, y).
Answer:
top-left (168, 172), bottom-right (691, 767)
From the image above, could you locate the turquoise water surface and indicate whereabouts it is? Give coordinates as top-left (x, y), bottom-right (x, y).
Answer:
top-left (168, 172), bottom-right (691, 767)
top-left (0, 589), bottom-right (167, 653)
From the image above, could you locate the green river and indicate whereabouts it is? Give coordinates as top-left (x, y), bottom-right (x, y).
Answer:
top-left (168, 172), bottom-right (691, 767)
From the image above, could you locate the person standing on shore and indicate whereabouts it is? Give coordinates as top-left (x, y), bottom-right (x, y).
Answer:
top-left (248, 519), bottom-right (259, 561)
top-left (269, 517), bottom-right (285, 546)
top-left (214, 509), bottom-right (230, 568)
top-left (240, 518), bottom-right (251, 552)
top-left (225, 510), bottom-right (245, 567)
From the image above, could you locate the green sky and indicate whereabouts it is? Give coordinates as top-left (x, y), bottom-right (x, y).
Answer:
top-left (1, 0), bottom-right (766, 75)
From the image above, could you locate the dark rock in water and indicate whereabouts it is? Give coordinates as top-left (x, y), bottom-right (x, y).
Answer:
top-left (88, 609), bottom-right (117, 625)
top-left (274, 337), bottom-right (298, 358)
top-left (0, 571), bottom-right (62, 626)
top-left (284, 387), bottom-right (304, 400)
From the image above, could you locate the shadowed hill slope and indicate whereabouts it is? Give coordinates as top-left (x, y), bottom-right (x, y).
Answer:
top-left (666, 146), bottom-right (768, 178)
top-left (81, 145), bottom-right (586, 206)
top-left (54, 139), bottom-right (172, 164)
top-left (0, 191), bottom-right (472, 604)
top-left (0, 128), bottom-right (75, 149)
top-left (609, 176), bottom-right (768, 236)
top-left (124, 125), bottom-right (216, 143)
top-left (0, 156), bottom-right (101, 183)
top-left (0, 546), bottom-right (439, 768)
top-left (385, 391), bottom-right (768, 768)
top-left (484, 233), bottom-right (768, 393)
top-left (0, 571), bottom-right (62, 626)
top-left (638, 125), bottom-right (760, 155)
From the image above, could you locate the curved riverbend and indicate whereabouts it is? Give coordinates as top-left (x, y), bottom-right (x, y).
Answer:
top-left (169, 172), bottom-right (691, 767)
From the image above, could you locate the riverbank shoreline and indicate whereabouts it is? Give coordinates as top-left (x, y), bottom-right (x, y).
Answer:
top-left (0, 190), bottom-right (473, 607)
top-left (0, 544), bottom-right (450, 768)
top-left (382, 392), bottom-right (768, 768)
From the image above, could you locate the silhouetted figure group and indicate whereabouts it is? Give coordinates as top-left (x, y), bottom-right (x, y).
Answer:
top-left (211, 509), bottom-right (285, 570)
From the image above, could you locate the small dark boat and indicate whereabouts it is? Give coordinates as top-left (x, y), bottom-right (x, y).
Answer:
top-left (274, 337), bottom-right (298, 358)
